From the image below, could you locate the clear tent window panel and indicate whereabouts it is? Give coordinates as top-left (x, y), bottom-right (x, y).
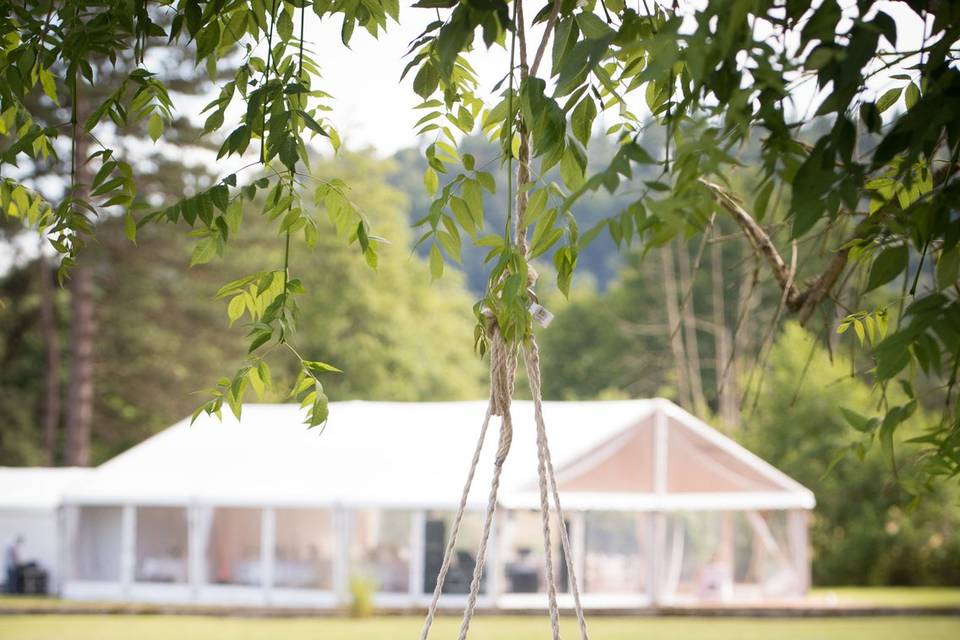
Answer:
top-left (72, 506), bottom-right (123, 581)
top-left (659, 510), bottom-right (802, 603)
top-left (583, 511), bottom-right (649, 595)
top-left (274, 508), bottom-right (335, 590)
top-left (347, 509), bottom-right (412, 593)
top-left (205, 507), bottom-right (261, 586)
top-left (422, 510), bottom-right (487, 595)
top-left (661, 511), bottom-right (726, 601)
top-left (135, 507), bottom-right (188, 583)
top-left (501, 509), bottom-right (570, 594)
top-left (736, 510), bottom-right (803, 598)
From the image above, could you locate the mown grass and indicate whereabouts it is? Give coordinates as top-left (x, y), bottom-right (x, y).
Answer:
top-left (810, 587), bottom-right (960, 607)
top-left (1, 615), bottom-right (960, 640)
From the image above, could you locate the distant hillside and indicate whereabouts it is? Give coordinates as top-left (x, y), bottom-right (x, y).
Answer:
top-left (386, 133), bottom-right (666, 294)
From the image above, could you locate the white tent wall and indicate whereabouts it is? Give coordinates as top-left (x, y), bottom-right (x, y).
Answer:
top-left (0, 509), bottom-right (59, 588)
top-left (0, 467), bottom-right (93, 594)
top-left (58, 503), bottom-right (808, 609)
top-left (53, 399), bottom-right (814, 609)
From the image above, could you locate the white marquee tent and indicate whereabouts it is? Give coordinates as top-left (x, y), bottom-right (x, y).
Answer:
top-left (0, 467), bottom-right (93, 590)
top-left (55, 399), bottom-right (813, 609)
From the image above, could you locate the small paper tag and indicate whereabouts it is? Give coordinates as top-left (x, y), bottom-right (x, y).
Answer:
top-left (529, 302), bottom-right (554, 328)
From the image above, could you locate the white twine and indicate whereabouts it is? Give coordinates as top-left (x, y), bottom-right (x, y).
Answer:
top-left (419, 330), bottom-right (589, 640)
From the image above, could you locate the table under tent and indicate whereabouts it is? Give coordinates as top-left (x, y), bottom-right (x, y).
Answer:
top-left (59, 399), bottom-right (814, 609)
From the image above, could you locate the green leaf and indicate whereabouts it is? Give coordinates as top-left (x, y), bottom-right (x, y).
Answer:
top-left (413, 62), bottom-right (439, 99)
top-left (429, 243), bottom-right (444, 279)
top-left (866, 245), bottom-right (908, 291)
top-left (196, 22), bottom-right (221, 62)
top-left (449, 197), bottom-right (475, 237)
top-left (570, 97), bottom-right (596, 147)
top-left (560, 145), bottom-right (585, 190)
top-left (477, 171), bottom-right (496, 193)
top-left (248, 366), bottom-right (265, 399)
top-left (190, 237), bottom-right (218, 266)
top-left (754, 181), bottom-right (775, 221)
top-left (904, 82), bottom-right (920, 109)
top-left (462, 180), bottom-right (483, 226)
top-left (123, 211), bottom-right (137, 243)
top-left (424, 167), bottom-right (439, 196)
top-left (39, 68), bottom-right (59, 106)
top-left (147, 113), bottom-right (164, 143)
top-left (936, 247), bottom-right (959, 290)
top-left (303, 360), bottom-right (343, 376)
top-left (853, 318), bottom-right (865, 344)
top-left (248, 329), bottom-right (273, 353)
top-left (257, 360), bottom-right (272, 390)
top-left (840, 408), bottom-right (876, 433)
top-left (227, 295), bottom-right (246, 325)
top-left (876, 87), bottom-right (901, 113)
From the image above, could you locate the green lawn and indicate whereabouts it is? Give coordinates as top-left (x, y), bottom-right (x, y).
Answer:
top-left (810, 587), bottom-right (960, 608)
top-left (1, 615), bottom-right (959, 640)
top-left (4, 587), bottom-right (960, 613)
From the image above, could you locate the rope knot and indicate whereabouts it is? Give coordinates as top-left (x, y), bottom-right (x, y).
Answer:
top-left (487, 325), bottom-right (516, 419)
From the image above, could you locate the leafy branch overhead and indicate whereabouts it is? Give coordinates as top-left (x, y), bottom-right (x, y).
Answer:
top-left (2, 1), bottom-right (960, 486)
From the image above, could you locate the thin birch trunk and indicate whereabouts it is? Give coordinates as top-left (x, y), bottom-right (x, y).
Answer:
top-left (37, 249), bottom-right (60, 465)
top-left (676, 238), bottom-right (708, 417)
top-left (711, 241), bottom-right (738, 427)
top-left (660, 243), bottom-right (692, 410)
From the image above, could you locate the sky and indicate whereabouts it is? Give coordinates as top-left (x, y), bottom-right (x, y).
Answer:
top-left (304, 9), bottom-right (509, 155)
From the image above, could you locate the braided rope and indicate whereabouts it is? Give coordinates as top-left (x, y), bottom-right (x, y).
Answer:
top-left (456, 401), bottom-right (512, 639)
top-left (526, 336), bottom-right (589, 640)
top-left (420, 329), bottom-right (515, 640)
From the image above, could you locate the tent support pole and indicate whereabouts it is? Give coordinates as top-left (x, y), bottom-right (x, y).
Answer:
top-left (187, 505), bottom-right (203, 599)
top-left (120, 505), bottom-right (135, 599)
top-left (261, 507), bottom-right (275, 605)
top-left (788, 509), bottom-right (810, 595)
top-left (334, 506), bottom-right (349, 605)
top-left (650, 403), bottom-right (669, 609)
top-left (410, 509), bottom-right (426, 605)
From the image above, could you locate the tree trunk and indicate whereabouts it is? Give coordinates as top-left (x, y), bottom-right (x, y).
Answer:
top-left (732, 256), bottom-right (761, 417)
top-left (63, 70), bottom-right (96, 467)
top-left (65, 265), bottom-right (95, 466)
top-left (675, 238), bottom-right (709, 417)
top-left (660, 243), bottom-right (693, 411)
top-left (37, 250), bottom-right (60, 465)
top-left (711, 241), bottom-right (738, 427)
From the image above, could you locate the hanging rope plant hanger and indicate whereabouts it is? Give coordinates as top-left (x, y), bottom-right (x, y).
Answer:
top-left (420, 2), bottom-right (589, 638)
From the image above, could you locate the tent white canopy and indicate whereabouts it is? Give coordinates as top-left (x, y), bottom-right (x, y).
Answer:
top-left (61, 399), bottom-right (814, 512)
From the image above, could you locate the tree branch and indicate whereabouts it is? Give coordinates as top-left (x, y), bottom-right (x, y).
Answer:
top-left (529, 0), bottom-right (562, 78)
top-left (698, 178), bottom-right (849, 326)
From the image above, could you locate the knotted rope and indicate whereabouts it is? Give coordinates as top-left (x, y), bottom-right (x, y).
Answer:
top-left (419, 294), bottom-right (589, 640)
top-left (419, 327), bottom-right (516, 640)
top-left (525, 336), bottom-right (589, 640)
top-left (419, 26), bottom-right (587, 635)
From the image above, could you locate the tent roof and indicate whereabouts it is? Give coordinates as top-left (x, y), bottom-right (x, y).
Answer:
top-left (0, 467), bottom-right (94, 510)
top-left (61, 399), bottom-right (814, 511)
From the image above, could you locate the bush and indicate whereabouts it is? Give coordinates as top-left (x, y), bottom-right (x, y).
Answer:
top-left (743, 323), bottom-right (960, 586)
top-left (347, 575), bottom-right (377, 618)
